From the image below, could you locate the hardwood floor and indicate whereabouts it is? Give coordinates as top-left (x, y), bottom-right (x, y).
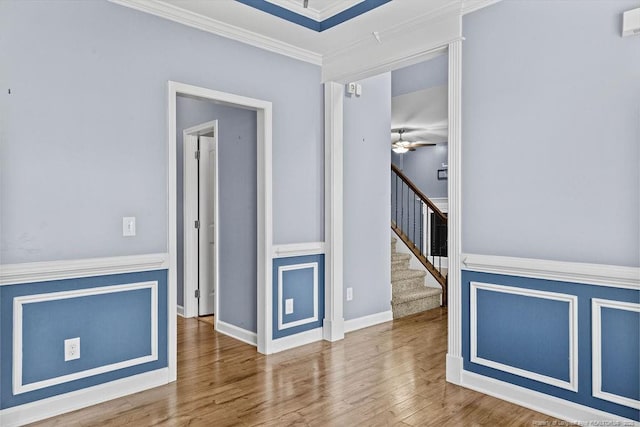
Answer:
top-left (31, 309), bottom-right (568, 426)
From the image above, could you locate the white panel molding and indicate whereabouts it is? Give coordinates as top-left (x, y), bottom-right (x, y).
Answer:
top-left (323, 81), bottom-right (345, 343)
top-left (270, 327), bottom-right (323, 353)
top-left (470, 281), bottom-right (578, 392)
top-left (278, 262), bottom-right (319, 330)
top-left (0, 253), bottom-right (169, 286)
top-left (0, 368), bottom-right (169, 427)
top-left (273, 242), bottom-right (325, 257)
top-left (109, 0), bottom-right (322, 65)
top-left (446, 38), bottom-right (463, 385)
top-left (12, 281), bottom-right (159, 395)
top-left (344, 310), bottom-right (392, 333)
top-left (216, 320), bottom-right (258, 347)
top-left (461, 371), bottom-right (638, 426)
top-left (592, 298), bottom-right (640, 410)
top-left (462, 253), bottom-right (640, 290)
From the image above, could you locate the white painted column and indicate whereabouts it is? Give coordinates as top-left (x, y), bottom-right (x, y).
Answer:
top-left (323, 82), bottom-right (345, 342)
top-left (446, 39), bottom-right (464, 384)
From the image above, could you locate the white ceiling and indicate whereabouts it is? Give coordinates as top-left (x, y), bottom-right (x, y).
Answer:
top-left (392, 85), bottom-right (448, 145)
top-left (113, 0), bottom-right (495, 62)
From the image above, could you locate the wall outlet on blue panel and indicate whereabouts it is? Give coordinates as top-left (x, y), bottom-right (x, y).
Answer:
top-left (64, 337), bottom-right (81, 361)
top-left (285, 298), bottom-right (294, 314)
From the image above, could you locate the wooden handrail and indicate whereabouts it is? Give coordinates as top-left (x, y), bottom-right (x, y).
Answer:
top-left (391, 164), bottom-right (447, 221)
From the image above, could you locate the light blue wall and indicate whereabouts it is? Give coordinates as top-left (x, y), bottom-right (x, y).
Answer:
top-left (175, 96), bottom-right (258, 334)
top-left (394, 145), bottom-right (448, 199)
top-left (462, 0), bottom-right (640, 267)
top-left (0, 0), bottom-right (323, 264)
top-left (343, 72), bottom-right (392, 320)
top-left (391, 53), bottom-right (448, 97)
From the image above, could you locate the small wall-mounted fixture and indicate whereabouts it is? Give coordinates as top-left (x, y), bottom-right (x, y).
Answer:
top-left (437, 169), bottom-right (448, 180)
top-left (622, 8), bottom-right (640, 37)
top-left (346, 82), bottom-right (362, 97)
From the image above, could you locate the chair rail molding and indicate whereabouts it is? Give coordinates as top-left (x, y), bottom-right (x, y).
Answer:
top-left (462, 253), bottom-right (640, 290)
top-left (0, 253), bottom-right (169, 286)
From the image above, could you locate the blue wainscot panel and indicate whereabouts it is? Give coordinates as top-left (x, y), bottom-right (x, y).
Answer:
top-left (593, 299), bottom-right (640, 409)
top-left (462, 270), bottom-right (640, 422)
top-left (272, 255), bottom-right (324, 339)
top-left (0, 270), bottom-right (167, 409)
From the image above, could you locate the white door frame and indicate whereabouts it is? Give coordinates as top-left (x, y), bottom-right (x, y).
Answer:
top-left (183, 120), bottom-right (219, 320)
top-left (168, 81), bottom-right (273, 381)
top-left (323, 40), bottom-right (463, 382)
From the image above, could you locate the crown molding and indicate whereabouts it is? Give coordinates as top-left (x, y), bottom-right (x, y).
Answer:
top-left (461, 0), bottom-right (502, 15)
top-left (108, 0), bottom-right (323, 65)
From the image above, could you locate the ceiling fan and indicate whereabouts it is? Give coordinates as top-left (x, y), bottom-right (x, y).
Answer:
top-left (391, 128), bottom-right (437, 153)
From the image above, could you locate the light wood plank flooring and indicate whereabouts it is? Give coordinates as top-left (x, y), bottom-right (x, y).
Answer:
top-left (31, 308), bottom-right (568, 426)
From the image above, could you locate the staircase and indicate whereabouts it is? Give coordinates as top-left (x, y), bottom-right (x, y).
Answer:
top-left (390, 164), bottom-right (448, 318)
top-left (391, 236), bottom-right (442, 318)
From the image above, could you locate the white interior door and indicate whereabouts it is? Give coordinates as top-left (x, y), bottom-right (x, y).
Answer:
top-left (198, 135), bottom-right (217, 316)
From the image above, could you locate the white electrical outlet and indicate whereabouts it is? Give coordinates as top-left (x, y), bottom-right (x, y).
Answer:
top-left (285, 298), bottom-right (294, 314)
top-left (346, 82), bottom-right (356, 94)
top-left (64, 337), bottom-right (80, 361)
top-left (346, 287), bottom-right (353, 301)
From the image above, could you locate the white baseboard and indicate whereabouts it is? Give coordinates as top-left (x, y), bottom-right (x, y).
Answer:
top-left (344, 310), bottom-right (393, 333)
top-left (0, 368), bottom-right (169, 427)
top-left (216, 320), bottom-right (257, 347)
top-left (270, 327), bottom-right (323, 353)
top-left (177, 305), bottom-right (185, 317)
top-left (461, 371), bottom-right (639, 426)
top-left (446, 354), bottom-right (463, 385)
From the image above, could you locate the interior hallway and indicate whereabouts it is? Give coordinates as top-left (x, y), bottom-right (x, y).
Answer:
top-left (30, 309), bottom-right (568, 426)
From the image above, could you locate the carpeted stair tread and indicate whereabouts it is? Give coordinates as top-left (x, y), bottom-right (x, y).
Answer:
top-left (392, 268), bottom-right (425, 281)
top-left (392, 287), bottom-right (441, 304)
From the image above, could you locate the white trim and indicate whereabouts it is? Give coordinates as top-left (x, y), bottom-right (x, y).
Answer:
top-left (12, 281), bottom-right (159, 395)
top-left (272, 242), bottom-right (325, 258)
top-left (270, 327), bottom-right (323, 353)
top-left (462, 253), bottom-right (640, 290)
top-left (461, 0), bottom-right (503, 15)
top-left (344, 310), bottom-right (392, 333)
top-left (216, 320), bottom-right (258, 347)
top-left (592, 298), bottom-right (640, 410)
top-left (461, 370), bottom-right (638, 426)
top-left (177, 305), bottom-right (185, 317)
top-left (277, 262), bottom-right (319, 330)
top-left (469, 281), bottom-right (578, 392)
top-left (446, 38), bottom-right (463, 384)
top-left (323, 82), bottom-right (345, 343)
top-left (0, 253), bottom-right (169, 286)
top-left (0, 368), bottom-right (169, 427)
top-left (108, 0), bottom-right (322, 65)
top-left (183, 133), bottom-right (199, 319)
top-left (168, 81), bottom-right (273, 363)
top-left (446, 354), bottom-right (463, 385)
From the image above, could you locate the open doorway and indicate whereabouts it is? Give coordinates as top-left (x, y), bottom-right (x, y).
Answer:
top-left (168, 82), bottom-right (274, 377)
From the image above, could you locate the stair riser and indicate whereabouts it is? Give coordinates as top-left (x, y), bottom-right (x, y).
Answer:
top-left (391, 261), bottom-right (410, 273)
top-left (391, 294), bottom-right (441, 318)
top-left (392, 277), bottom-right (426, 294)
top-left (391, 269), bottom-right (425, 282)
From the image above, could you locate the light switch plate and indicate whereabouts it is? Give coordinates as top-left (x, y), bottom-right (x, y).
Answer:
top-left (123, 217), bottom-right (136, 236)
top-left (285, 298), bottom-right (294, 314)
top-left (346, 287), bottom-right (353, 301)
